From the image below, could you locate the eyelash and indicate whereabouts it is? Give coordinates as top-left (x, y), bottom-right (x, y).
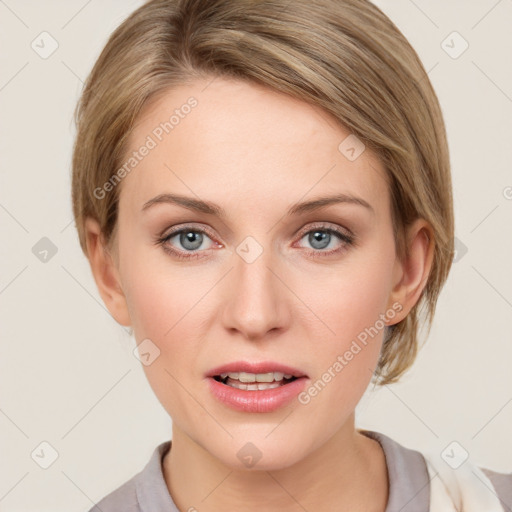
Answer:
top-left (155, 223), bottom-right (356, 261)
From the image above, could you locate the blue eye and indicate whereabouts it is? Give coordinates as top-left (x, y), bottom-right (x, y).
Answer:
top-left (171, 230), bottom-right (210, 251)
top-left (156, 224), bottom-right (355, 260)
top-left (158, 228), bottom-right (215, 260)
top-left (299, 228), bottom-right (352, 251)
top-left (295, 225), bottom-right (355, 259)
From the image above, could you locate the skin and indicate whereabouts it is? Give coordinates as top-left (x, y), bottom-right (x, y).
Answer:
top-left (85, 76), bottom-right (434, 511)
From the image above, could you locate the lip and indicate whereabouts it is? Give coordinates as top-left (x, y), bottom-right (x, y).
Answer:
top-left (206, 360), bottom-right (308, 378)
top-left (207, 375), bottom-right (308, 413)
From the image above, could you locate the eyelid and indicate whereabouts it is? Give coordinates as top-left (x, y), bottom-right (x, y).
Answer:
top-left (160, 222), bottom-right (220, 243)
top-left (295, 221), bottom-right (353, 239)
top-left (160, 221), bottom-right (353, 244)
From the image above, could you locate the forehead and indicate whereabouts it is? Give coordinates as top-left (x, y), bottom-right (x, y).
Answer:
top-left (119, 77), bottom-right (389, 216)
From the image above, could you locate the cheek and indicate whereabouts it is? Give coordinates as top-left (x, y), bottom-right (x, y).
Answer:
top-left (120, 234), bottom-right (201, 340)
top-left (118, 237), bottom-right (203, 386)
top-left (120, 249), bottom-right (206, 417)
top-left (307, 249), bottom-right (394, 345)
top-left (297, 242), bottom-right (395, 397)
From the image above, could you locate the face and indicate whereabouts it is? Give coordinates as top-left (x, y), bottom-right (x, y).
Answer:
top-left (109, 76), bottom-right (404, 470)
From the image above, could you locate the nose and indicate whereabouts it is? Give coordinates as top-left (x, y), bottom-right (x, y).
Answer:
top-left (221, 243), bottom-right (290, 341)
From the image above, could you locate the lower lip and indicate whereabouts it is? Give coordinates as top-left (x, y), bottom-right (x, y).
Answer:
top-left (207, 377), bottom-right (308, 413)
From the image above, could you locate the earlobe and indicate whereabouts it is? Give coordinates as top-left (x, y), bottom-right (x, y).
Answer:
top-left (386, 219), bottom-right (435, 324)
top-left (84, 217), bottom-right (131, 327)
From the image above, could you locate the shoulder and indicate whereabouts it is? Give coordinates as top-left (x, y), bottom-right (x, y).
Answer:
top-left (421, 445), bottom-right (512, 511)
top-left (86, 440), bottom-right (173, 512)
top-left (359, 429), bottom-right (431, 511)
top-left (360, 429), bottom-right (512, 511)
top-left (481, 466), bottom-right (512, 510)
top-left (87, 473), bottom-right (140, 512)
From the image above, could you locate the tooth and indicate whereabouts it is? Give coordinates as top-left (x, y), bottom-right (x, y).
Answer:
top-left (237, 372), bottom-right (256, 383)
top-left (257, 382), bottom-right (281, 390)
top-left (223, 371), bottom-right (294, 384)
top-left (255, 372), bottom-right (275, 383)
top-left (225, 380), bottom-right (285, 390)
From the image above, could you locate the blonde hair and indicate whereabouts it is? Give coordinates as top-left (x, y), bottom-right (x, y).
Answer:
top-left (71, 0), bottom-right (454, 386)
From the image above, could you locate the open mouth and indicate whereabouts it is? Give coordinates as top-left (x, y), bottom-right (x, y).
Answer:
top-left (213, 372), bottom-right (299, 391)
top-left (207, 366), bottom-right (308, 412)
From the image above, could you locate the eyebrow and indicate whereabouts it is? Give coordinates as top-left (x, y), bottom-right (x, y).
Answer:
top-left (141, 192), bottom-right (374, 217)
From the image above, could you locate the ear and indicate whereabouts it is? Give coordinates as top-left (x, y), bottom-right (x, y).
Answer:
top-left (84, 217), bottom-right (131, 326)
top-left (386, 218), bottom-right (435, 324)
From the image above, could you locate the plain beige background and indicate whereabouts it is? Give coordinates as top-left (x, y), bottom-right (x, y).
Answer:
top-left (0, 0), bottom-right (511, 510)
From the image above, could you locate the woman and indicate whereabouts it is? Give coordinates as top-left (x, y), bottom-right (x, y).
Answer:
top-left (71, 0), bottom-right (511, 510)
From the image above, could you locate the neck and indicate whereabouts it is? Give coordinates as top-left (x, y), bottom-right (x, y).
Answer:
top-left (162, 415), bottom-right (389, 512)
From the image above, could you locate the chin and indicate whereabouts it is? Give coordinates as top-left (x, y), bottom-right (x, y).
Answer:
top-left (207, 435), bottom-right (309, 472)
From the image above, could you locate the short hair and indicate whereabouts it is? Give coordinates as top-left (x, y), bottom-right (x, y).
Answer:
top-left (71, 0), bottom-right (455, 386)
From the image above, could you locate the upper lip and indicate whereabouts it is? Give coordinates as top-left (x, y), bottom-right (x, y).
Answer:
top-left (206, 360), bottom-right (308, 378)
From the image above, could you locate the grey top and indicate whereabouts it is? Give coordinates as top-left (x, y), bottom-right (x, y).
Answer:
top-left (87, 429), bottom-right (512, 512)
